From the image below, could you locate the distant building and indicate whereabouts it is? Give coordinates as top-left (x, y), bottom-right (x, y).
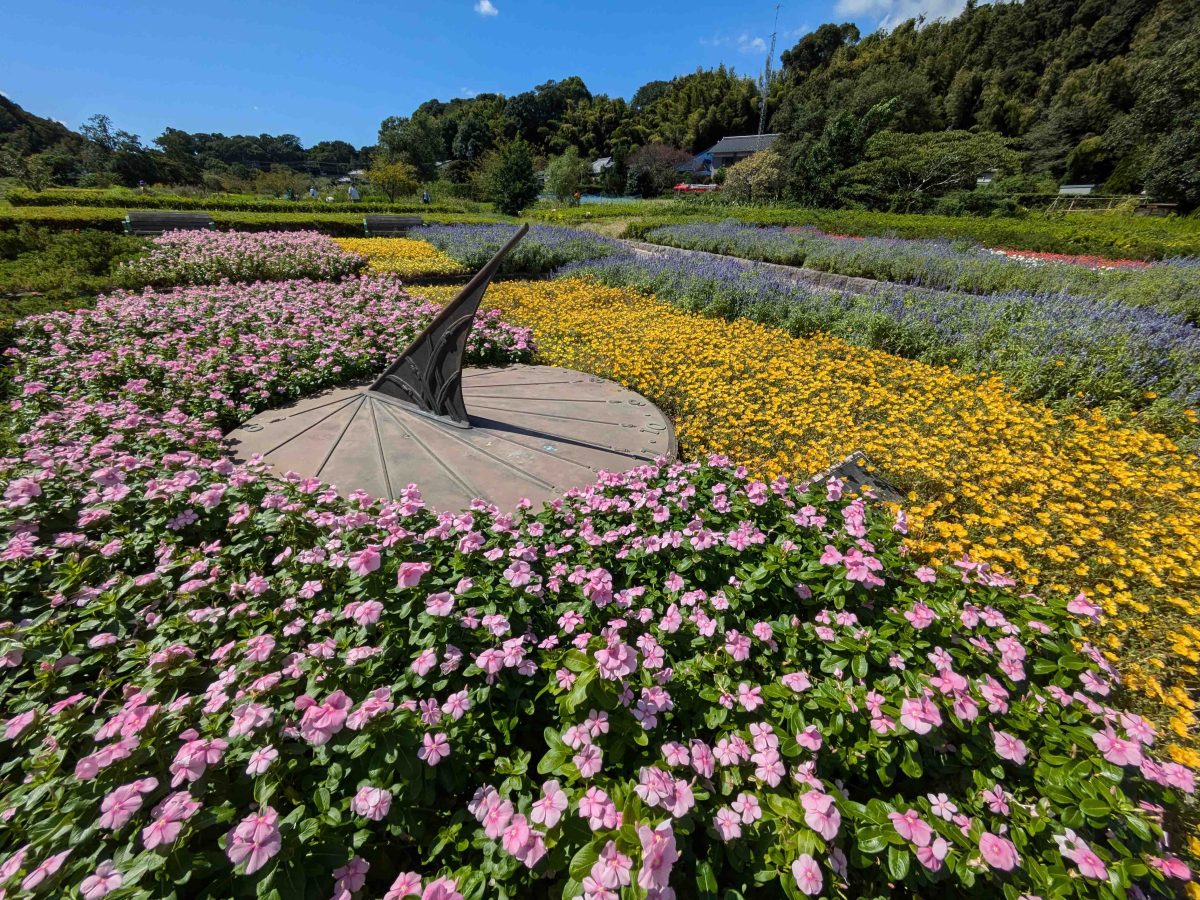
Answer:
top-left (976, 169), bottom-right (997, 187)
top-left (707, 133), bottom-right (781, 170)
top-left (590, 157), bottom-right (615, 176)
top-left (676, 149), bottom-right (714, 179)
top-left (1058, 184), bottom-right (1095, 196)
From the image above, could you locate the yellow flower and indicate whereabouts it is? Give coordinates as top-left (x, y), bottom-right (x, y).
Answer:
top-left (334, 238), bottom-right (466, 278)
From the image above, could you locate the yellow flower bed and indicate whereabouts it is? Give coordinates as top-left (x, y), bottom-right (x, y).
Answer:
top-left (422, 277), bottom-right (1200, 761)
top-left (334, 237), bottom-right (466, 278)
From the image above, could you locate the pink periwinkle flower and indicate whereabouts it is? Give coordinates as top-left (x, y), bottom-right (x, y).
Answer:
top-left (352, 785), bottom-right (392, 821)
top-left (790, 853), bottom-right (823, 896)
top-left (80, 860), bottom-right (123, 899)
top-left (226, 806), bottom-right (282, 875)
top-left (979, 832), bottom-right (1019, 871)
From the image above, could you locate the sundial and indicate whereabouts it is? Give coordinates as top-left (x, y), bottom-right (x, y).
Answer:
top-left (226, 225), bottom-right (676, 511)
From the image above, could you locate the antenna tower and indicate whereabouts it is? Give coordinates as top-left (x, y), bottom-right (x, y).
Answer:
top-left (758, 4), bottom-right (781, 135)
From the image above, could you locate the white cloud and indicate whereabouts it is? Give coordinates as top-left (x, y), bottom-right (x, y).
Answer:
top-left (835, 0), bottom-right (970, 29)
top-left (460, 87), bottom-right (479, 97)
top-left (737, 33), bottom-right (768, 53)
top-left (0, 90), bottom-right (8, 99)
top-left (474, 0), bottom-right (499, 16)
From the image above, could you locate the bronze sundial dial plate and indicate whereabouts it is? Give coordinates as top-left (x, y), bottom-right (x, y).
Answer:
top-left (226, 365), bottom-right (675, 511)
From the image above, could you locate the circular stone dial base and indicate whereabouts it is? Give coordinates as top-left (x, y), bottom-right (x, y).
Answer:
top-left (226, 365), bottom-right (676, 511)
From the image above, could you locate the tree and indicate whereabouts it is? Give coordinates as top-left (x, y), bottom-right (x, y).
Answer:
top-left (544, 147), bottom-right (588, 203)
top-left (368, 161), bottom-right (419, 202)
top-left (780, 23), bottom-right (859, 75)
top-left (0, 147), bottom-right (52, 190)
top-left (452, 115), bottom-right (493, 162)
top-left (722, 149), bottom-right (787, 202)
top-left (479, 139), bottom-right (540, 215)
top-left (625, 143), bottom-right (691, 197)
top-left (377, 112), bottom-right (443, 180)
top-left (841, 130), bottom-right (1022, 210)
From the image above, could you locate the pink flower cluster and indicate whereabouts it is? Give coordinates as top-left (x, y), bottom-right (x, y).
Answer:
top-left (121, 229), bottom-right (367, 286)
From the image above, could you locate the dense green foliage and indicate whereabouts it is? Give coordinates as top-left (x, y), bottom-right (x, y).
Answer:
top-left (0, 226), bottom-right (142, 348)
top-left (5, 0), bottom-right (1198, 210)
top-left (544, 148), bottom-right (589, 204)
top-left (478, 140), bottom-right (541, 216)
top-left (772, 0), bottom-right (1200, 209)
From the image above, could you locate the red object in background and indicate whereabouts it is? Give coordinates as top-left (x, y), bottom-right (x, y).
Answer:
top-left (673, 183), bottom-right (719, 193)
top-left (991, 248), bottom-right (1150, 270)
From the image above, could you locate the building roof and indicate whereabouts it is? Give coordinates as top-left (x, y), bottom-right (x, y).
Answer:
top-left (708, 133), bottom-right (781, 156)
top-left (590, 156), bottom-right (614, 175)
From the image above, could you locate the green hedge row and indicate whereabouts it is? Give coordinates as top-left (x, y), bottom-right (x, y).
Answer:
top-left (0, 206), bottom-right (510, 235)
top-left (6, 187), bottom-right (490, 215)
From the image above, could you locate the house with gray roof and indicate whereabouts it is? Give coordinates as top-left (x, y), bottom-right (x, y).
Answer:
top-left (707, 133), bottom-right (781, 169)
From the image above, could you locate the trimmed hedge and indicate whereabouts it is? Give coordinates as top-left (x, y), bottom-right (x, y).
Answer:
top-left (0, 206), bottom-right (511, 235)
top-left (6, 187), bottom-right (490, 215)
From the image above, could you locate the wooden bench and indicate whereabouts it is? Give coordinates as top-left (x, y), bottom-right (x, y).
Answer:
top-left (123, 211), bottom-right (216, 236)
top-left (363, 215), bottom-right (424, 237)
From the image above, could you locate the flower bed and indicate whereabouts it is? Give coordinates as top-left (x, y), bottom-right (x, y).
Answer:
top-left (4, 276), bottom-right (532, 431)
top-left (562, 252), bottom-right (1200, 440)
top-left (414, 224), bottom-right (621, 275)
top-left (643, 222), bottom-right (1200, 323)
top-left (3, 346), bottom-right (1196, 898)
top-left (334, 238), bottom-right (468, 279)
top-left (119, 230), bottom-right (368, 287)
top-left (1, 271), bottom-right (1195, 898)
top-left (987, 248), bottom-right (1151, 271)
top-left (423, 278), bottom-right (1200, 771)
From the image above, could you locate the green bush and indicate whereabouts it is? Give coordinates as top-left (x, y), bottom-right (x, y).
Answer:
top-left (5, 187), bottom-right (491, 215)
top-left (0, 206), bottom-right (511, 235)
top-left (0, 225), bottom-right (146, 310)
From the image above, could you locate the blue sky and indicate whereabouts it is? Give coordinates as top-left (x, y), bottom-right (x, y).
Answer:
top-left (2, 0), bottom-right (968, 148)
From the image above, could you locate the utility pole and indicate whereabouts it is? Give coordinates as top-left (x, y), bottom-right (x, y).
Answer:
top-left (758, 4), bottom-right (781, 135)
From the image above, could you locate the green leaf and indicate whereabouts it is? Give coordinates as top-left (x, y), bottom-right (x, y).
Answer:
top-left (851, 654), bottom-right (868, 679)
top-left (696, 861), bottom-right (718, 898)
top-left (856, 826), bottom-right (889, 855)
top-left (887, 844), bottom-right (910, 880)
top-left (569, 839), bottom-right (602, 881)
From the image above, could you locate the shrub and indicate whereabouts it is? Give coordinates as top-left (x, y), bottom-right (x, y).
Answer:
top-left (0, 226), bottom-right (146, 309)
top-left (625, 144), bottom-right (693, 198)
top-left (478, 140), bottom-right (541, 216)
top-left (118, 230), bottom-right (368, 287)
top-left (722, 150), bottom-right (787, 203)
top-left (545, 148), bottom-right (590, 205)
top-left (367, 162), bottom-right (421, 203)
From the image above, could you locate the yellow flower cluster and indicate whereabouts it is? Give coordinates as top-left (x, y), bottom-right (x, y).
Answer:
top-left (334, 238), bottom-right (466, 278)
top-left (422, 277), bottom-right (1200, 758)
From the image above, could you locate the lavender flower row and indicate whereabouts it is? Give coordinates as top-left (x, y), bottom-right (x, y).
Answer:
top-left (414, 224), bottom-right (622, 275)
top-left (643, 222), bottom-right (1200, 324)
